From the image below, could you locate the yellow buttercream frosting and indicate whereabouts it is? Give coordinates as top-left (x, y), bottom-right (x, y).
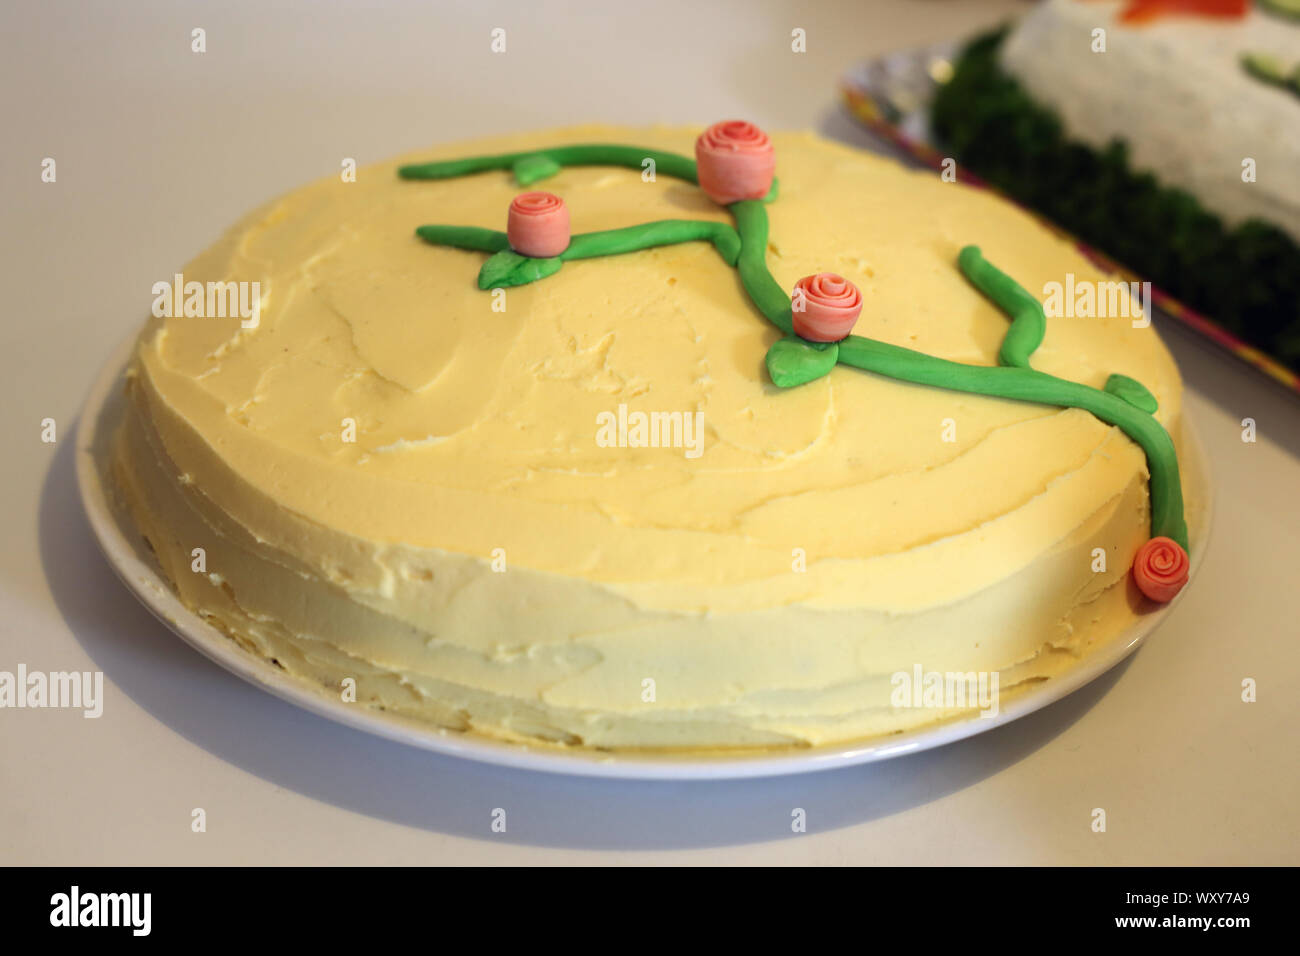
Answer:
top-left (112, 125), bottom-right (1188, 750)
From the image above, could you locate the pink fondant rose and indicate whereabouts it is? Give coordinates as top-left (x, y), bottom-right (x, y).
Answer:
top-left (1132, 536), bottom-right (1190, 603)
top-left (791, 273), bottom-right (863, 342)
top-left (694, 120), bottom-right (776, 205)
top-left (507, 191), bottom-right (570, 257)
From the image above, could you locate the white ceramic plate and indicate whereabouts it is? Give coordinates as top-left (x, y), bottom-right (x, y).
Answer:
top-left (78, 334), bottom-right (1212, 780)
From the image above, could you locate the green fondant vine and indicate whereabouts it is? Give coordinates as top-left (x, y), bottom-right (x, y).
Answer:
top-left (398, 142), bottom-right (1189, 552)
top-left (417, 219), bottom-right (742, 290)
top-left (1240, 51), bottom-right (1300, 98)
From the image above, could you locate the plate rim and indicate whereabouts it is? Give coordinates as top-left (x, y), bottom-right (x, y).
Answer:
top-left (75, 333), bottom-right (1213, 780)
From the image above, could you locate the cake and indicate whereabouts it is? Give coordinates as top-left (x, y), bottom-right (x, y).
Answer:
top-left (111, 123), bottom-right (1195, 752)
top-left (932, 0), bottom-right (1300, 372)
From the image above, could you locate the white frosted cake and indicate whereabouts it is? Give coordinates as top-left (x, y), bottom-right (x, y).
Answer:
top-left (1001, 0), bottom-right (1300, 241)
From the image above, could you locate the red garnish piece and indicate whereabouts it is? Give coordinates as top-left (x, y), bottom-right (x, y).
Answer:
top-left (1116, 0), bottom-right (1248, 25)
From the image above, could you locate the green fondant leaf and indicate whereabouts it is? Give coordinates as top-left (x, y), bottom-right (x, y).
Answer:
top-left (762, 178), bottom-right (780, 203)
top-left (1104, 373), bottom-right (1158, 413)
top-left (766, 336), bottom-right (838, 388)
top-left (1240, 51), bottom-right (1300, 99)
top-left (1241, 51), bottom-right (1288, 86)
top-left (512, 154), bottom-right (562, 186)
top-left (1260, 0), bottom-right (1300, 21)
top-left (477, 250), bottom-right (563, 289)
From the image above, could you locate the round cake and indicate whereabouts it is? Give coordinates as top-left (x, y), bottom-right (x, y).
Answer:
top-left (111, 124), bottom-right (1192, 751)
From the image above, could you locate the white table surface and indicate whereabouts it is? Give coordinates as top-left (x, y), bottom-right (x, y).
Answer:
top-left (2, 0), bottom-right (1296, 865)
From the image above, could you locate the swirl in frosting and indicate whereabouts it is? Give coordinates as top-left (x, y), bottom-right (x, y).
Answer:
top-left (694, 120), bottom-right (776, 205)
